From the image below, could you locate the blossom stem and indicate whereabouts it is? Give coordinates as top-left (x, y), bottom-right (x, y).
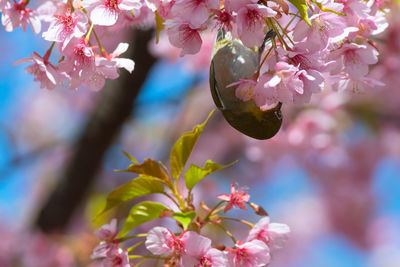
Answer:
top-left (264, 20), bottom-right (279, 62)
top-left (283, 12), bottom-right (299, 31)
top-left (92, 28), bottom-right (107, 57)
top-left (269, 30), bottom-right (279, 62)
top-left (116, 233), bottom-right (147, 243)
top-left (273, 18), bottom-right (295, 47)
top-left (204, 200), bottom-right (225, 221)
top-left (214, 222), bottom-right (237, 244)
top-left (267, 19), bottom-right (288, 50)
top-left (127, 240), bottom-right (146, 253)
top-left (133, 259), bottom-right (147, 267)
top-left (43, 42), bottom-right (56, 62)
top-left (129, 255), bottom-right (169, 260)
top-left (219, 216), bottom-right (254, 228)
top-left (287, 12), bottom-right (303, 20)
top-left (85, 23), bottom-right (94, 41)
top-left (58, 56), bottom-right (65, 63)
top-left (172, 179), bottom-right (187, 212)
top-left (255, 46), bottom-right (273, 78)
top-left (68, 0), bottom-right (75, 11)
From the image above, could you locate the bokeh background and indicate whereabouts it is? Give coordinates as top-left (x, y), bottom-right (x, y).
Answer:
top-left (1, 2), bottom-right (400, 267)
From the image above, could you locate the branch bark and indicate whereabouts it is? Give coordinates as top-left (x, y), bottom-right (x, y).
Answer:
top-left (35, 28), bottom-right (157, 232)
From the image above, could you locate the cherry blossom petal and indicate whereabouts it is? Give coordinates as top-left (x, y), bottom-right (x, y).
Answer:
top-left (91, 5), bottom-right (118, 26)
top-left (145, 227), bottom-right (174, 255)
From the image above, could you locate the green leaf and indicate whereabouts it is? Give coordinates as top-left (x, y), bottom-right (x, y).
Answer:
top-left (184, 160), bottom-right (237, 190)
top-left (117, 158), bottom-right (170, 182)
top-left (173, 211), bottom-right (196, 230)
top-left (170, 110), bottom-right (215, 180)
top-left (155, 11), bottom-right (165, 44)
top-left (120, 201), bottom-right (168, 236)
top-left (122, 150), bottom-right (138, 164)
top-left (288, 0), bottom-right (311, 26)
top-left (98, 176), bottom-right (164, 216)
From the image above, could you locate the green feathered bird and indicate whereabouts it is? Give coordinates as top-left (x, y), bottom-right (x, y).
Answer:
top-left (209, 30), bottom-right (282, 140)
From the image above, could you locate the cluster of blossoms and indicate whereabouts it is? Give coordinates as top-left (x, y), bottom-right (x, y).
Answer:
top-left (1, 0), bottom-right (135, 91)
top-left (92, 183), bottom-right (290, 267)
top-left (88, 112), bottom-right (290, 266)
top-left (91, 219), bottom-right (131, 267)
top-left (1, 0), bottom-right (390, 106)
top-left (224, 0), bottom-right (388, 110)
top-left (145, 216), bottom-right (289, 267)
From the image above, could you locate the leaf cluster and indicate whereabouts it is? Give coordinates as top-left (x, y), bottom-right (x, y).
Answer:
top-left (96, 110), bottom-right (235, 236)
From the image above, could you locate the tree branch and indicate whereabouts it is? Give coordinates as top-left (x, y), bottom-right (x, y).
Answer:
top-left (35, 28), bottom-right (157, 232)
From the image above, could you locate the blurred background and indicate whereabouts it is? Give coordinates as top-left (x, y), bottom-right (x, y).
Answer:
top-left (1, 2), bottom-right (400, 267)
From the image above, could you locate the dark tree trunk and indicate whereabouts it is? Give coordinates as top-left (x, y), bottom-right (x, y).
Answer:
top-left (35, 28), bottom-right (157, 232)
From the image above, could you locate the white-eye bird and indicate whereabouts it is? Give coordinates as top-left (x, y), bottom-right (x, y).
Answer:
top-left (209, 29), bottom-right (282, 140)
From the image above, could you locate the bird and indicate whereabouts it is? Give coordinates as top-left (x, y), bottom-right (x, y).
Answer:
top-left (209, 29), bottom-right (283, 140)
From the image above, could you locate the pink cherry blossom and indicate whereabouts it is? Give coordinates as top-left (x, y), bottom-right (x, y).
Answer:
top-left (284, 49), bottom-right (325, 103)
top-left (254, 61), bottom-right (303, 108)
top-left (224, 0), bottom-right (257, 13)
top-left (91, 219), bottom-right (120, 260)
top-left (105, 43), bottom-right (135, 73)
top-left (182, 248), bottom-right (227, 267)
top-left (82, 0), bottom-right (142, 26)
top-left (0, 0), bottom-right (8, 10)
top-left (165, 18), bottom-right (207, 56)
top-left (217, 182), bottom-right (250, 213)
top-left (58, 37), bottom-right (97, 90)
top-left (102, 248), bottom-right (130, 267)
top-left (145, 227), bottom-right (227, 266)
top-left (145, 227), bottom-right (186, 256)
top-left (1, 0), bottom-right (41, 33)
top-left (80, 43), bottom-right (134, 91)
top-left (286, 48), bottom-right (328, 71)
top-left (61, 37), bottom-right (95, 71)
top-left (295, 69), bottom-right (325, 104)
top-left (338, 0), bottom-right (370, 23)
top-left (13, 51), bottom-right (61, 90)
top-left (91, 241), bottom-right (119, 259)
top-left (94, 218), bottom-right (119, 241)
top-left (356, 17), bottom-right (378, 37)
top-left (228, 79), bottom-right (257, 102)
top-left (215, 11), bottom-right (235, 32)
top-left (83, 58), bottom-right (119, 91)
top-left (182, 231), bottom-right (227, 267)
top-left (171, 0), bottom-right (219, 28)
top-left (236, 4), bottom-right (276, 48)
top-left (331, 73), bottom-right (384, 93)
top-left (293, 11), bottom-right (349, 53)
top-left (145, 0), bottom-right (175, 19)
top-left (226, 240), bottom-right (271, 267)
top-left (329, 43), bottom-right (378, 79)
top-left (343, 2), bottom-right (388, 41)
top-left (42, 8), bottom-right (88, 50)
top-left (36, 0), bottom-right (67, 22)
top-left (247, 217), bottom-right (290, 251)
